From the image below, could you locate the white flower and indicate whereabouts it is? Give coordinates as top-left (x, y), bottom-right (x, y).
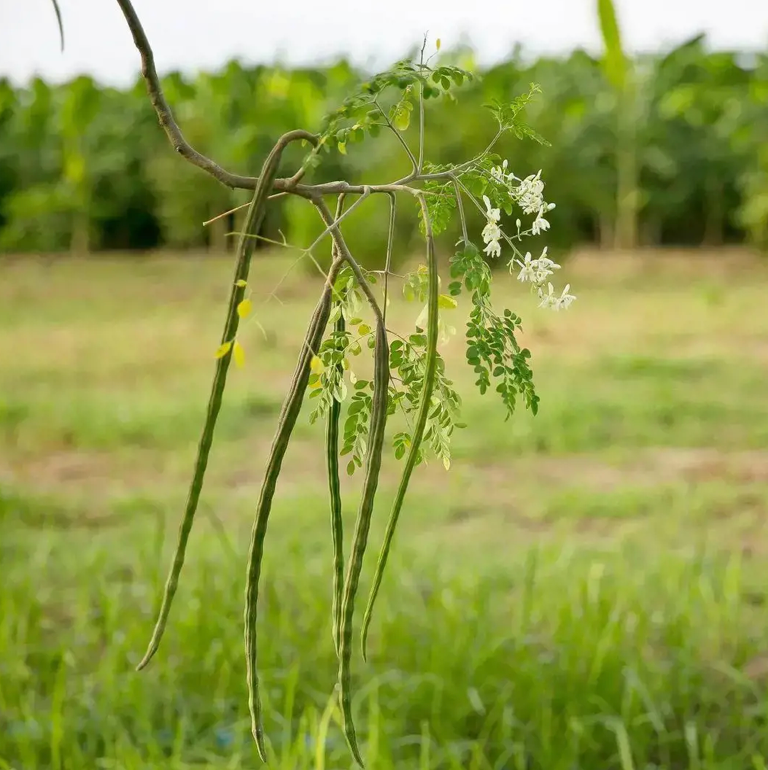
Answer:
top-left (538, 282), bottom-right (576, 311)
top-left (534, 249), bottom-right (560, 282)
top-left (515, 170), bottom-right (545, 215)
top-left (515, 252), bottom-right (538, 283)
top-left (482, 220), bottom-right (501, 243)
top-left (555, 284), bottom-right (576, 310)
top-left (535, 259), bottom-right (559, 283)
top-left (531, 208), bottom-right (551, 235)
top-left (491, 159), bottom-right (512, 183)
top-left (513, 247), bottom-right (561, 284)
top-left (481, 195), bottom-right (503, 258)
top-left (537, 282), bottom-right (557, 309)
top-left (482, 195), bottom-right (500, 222)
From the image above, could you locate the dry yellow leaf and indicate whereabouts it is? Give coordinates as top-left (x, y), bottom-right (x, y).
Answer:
top-left (237, 299), bottom-right (253, 319)
top-left (233, 341), bottom-right (245, 368)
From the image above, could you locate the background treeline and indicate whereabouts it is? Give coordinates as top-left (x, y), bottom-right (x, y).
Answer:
top-left (0, 35), bottom-right (766, 265)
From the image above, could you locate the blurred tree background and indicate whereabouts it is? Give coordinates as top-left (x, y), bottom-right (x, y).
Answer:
top-left (0, 36), bottom-right (766, 264)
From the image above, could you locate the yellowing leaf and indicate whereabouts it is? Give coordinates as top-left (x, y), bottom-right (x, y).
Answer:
top-left (358, 323), bottom-right (372, 335)
top-left (215, 340), bottom-right (233, 359)
top-left (338, 142), bottom-right (347, 155)
top-left (235, 279), bottom-right (248, 288)
top-left (438, 294), bottom-right (458, 310)
top-left (237, 299), bottom-right (253, 319)
top-left (310, 356), bottom-right (324, 374)
top-left (436, 38), bottom-right (442, 51)
top-left (233, 341), bottom-right (245, 368)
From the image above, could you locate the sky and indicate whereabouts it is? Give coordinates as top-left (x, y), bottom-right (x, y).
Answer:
top-left (1, 0), bottom-right (767, 87)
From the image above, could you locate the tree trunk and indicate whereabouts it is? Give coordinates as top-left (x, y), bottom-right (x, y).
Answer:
top-left (614, 86), bottom-right (639, 252)
top-left (70, 209), bottom-right (90, 255)
top-left (642, 217), bottom-right (662, 247)
top-left (598, 212), bottom-right (614, 250)
top-left (702, 174), bottom-right (724, 247)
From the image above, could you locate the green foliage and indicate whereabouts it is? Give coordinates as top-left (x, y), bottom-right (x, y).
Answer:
top-left (1, 43), bottom-right (765, 256)
top-left (417, 178), bottom-right (457, 236)
top-left (317, 59), bottom-right (474, 154)
top-left (484, 83), bottom-right (550, 145)
top-left (450, 242), bottom-right (539, 419)
top-left (389, 336), bottom-right (463, 470)
top-left (308, 323), bottom-right (352, 424)
top-left (340, 383), bottom-right (373, 475)
top-left (465, 303), bottom-right (539, 419)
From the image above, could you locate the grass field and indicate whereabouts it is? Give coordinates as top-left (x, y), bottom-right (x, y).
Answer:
top-left (1, 248), bottom-right (768, 770)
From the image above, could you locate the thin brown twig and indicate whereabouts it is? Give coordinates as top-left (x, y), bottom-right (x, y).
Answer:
top-left (202, 193), bottom-right (288, 227)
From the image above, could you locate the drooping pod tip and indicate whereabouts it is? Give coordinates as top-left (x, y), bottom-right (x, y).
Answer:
top-left (252, 723), bottom-right (268, 763)
top-left (135, 644), bottom-right (158, 672)
top-left (360, 629), bottom-right (370, 663)
top-left (344, 727), bottom-right (366, 769)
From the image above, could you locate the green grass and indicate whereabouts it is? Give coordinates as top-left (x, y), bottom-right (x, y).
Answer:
top-left (1, 249), bottom-right (768, 769)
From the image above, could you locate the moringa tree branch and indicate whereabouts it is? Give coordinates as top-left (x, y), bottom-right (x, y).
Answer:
top-left (114, 0), bottom-right (465, 198)
top-left (114, 0), bottom-right (317, 190)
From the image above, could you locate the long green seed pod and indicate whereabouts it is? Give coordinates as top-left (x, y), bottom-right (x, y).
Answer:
top-left (136, 130), bottom-right (313, 672)
top-left (327, 196), bottom-right (347, 658)
top-left (327, 307), bottom-right (345, 657)
top-left (360, 195), bottom-right (439, 662)
top-left (312, 197), bottom-right (390, 767)
top-left (338, 320), bottom-right (390, 768)
top-left (245, 255), bottom-right (345, 761)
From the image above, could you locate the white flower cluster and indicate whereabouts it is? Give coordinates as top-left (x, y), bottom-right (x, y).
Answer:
top-left (479, 160), bottom-right (576, 311)
top-left (513, 248), bottom-right (575, 310)
top-left (491, 160), bottom-right (557, 236)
